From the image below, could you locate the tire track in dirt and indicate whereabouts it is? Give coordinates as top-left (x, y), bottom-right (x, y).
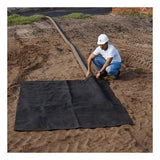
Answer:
top-left (121, 50), bottom-right (152, 71)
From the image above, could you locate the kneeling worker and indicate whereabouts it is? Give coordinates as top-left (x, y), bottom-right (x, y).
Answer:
top-left (86, 34), bottom-right (122, 79)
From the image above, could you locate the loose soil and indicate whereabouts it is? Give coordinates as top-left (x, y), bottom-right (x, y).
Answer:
top-left (8, 14), bottom-right (152, 152)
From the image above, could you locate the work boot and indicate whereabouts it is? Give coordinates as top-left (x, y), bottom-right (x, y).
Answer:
top-left (99, 70), bottom-right (108, 79)
top-left (114, 70), bottom-right (120, 80)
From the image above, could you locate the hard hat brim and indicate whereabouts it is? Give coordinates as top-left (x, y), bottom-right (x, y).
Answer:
top-left (97, 40), bottom-right (108, 45)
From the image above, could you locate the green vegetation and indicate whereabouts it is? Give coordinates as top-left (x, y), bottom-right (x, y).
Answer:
top-left (114, 9), bottom-right (152, 17)
top-left (59, 13), bottom-right (91, 19)
top-left (8, 14), bottom-right (46, 26)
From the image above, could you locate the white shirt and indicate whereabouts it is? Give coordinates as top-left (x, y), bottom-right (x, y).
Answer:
top-left (93, 44), bottom-right (121, 63)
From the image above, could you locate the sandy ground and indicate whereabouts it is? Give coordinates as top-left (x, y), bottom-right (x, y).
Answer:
top-left (8, 14), bottom-right (152, 152)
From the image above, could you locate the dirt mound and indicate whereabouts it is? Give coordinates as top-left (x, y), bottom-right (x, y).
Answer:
top-left (8, 14), bottom-right (152, 152)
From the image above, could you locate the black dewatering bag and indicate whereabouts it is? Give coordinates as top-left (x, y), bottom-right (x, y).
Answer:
top-left (14, 76), bottom-right (133, 131)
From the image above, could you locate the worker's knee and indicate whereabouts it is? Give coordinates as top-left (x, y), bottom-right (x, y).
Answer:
top-left (106, 67), bottom-right (113, 74)
top-left (106, 67), bottom-right (120, 76)
top-left (92, 56), bottom-right (99, 63)
top-left (92, 56), bottom-right (105, 65)
top-left (106, 66), bottom-right (117, 75)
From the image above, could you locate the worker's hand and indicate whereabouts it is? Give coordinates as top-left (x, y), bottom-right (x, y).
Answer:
top-left (86, 70), bottom-right (91, 78)
top-left (96, 72), bottom-right (101, 79)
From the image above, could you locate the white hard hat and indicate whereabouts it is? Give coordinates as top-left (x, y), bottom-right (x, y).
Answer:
top-left (97, 34), bottom-right (109, 45)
